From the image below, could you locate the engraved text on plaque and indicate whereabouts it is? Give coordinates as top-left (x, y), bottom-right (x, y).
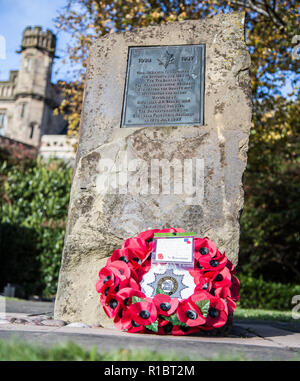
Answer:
top-left (121, 45), bottom-right (205, 127)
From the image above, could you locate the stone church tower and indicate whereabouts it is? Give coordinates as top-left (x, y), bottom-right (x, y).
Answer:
top-left (0, 27), bottom-right (67, 147)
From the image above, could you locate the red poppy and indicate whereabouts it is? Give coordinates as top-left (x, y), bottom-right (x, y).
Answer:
top-left (215, 284), bottom-right (237, 314)
top-left (113, 308), bottom-right (132, 331)
top-left (153, 294), bottom-right (179, 316)
top-left (98, 277), bottom-right (121, 306)
top-left (96, 267), bottom-right (115, 293)
top-left (193, 275), bottom-right (212, 294)
top-left (122, 237), bottom-right (152, 260)
top-left (230, 275), bottom-right (240, 302)
top-left (128, 277), bottom-right (141, 291)
top-left (197, 251), bottom-right (227, 272)
top-left (107, 261), bottom-right (131, 289)
top-left (115, 309), bottom-right (145, 333)
top-left (177, 300), bottom-right (206, 327)
top-left (117, 288), bottom-right (146, 307)
top-left (190, 268), bottom-right (212, 289)
top-left (103, 293), bottom-right (123, 319)
top-left (194, 237), bottom-right (218, 260)
top-left (157, 320), bottom-right (173, 335)
top-left (172, 325), bottom-right (200, 336)
top-left (127, 321), bottom-right (146, 334)
top-left (96, 277), bottom-right (111, 294)
top-left (139, 255), bottom-right (151, 277)
top-left (190, 289), bottom-right (213, 305)
top-left (211, 267), bottom-right (232, 288)
top-left (205, 297), bottom-right (228, 328)
top-left (97, 277), bottom-right (115, 295)
top-left (138, 229), bottom-right (161, 243)
top-left (108, 248), bottom-right (144, 273)
top-left (226, 259), bottom-right (236, 274)
top-left (98, 266), bottom-right (115, 283)
top-left (128, 301), bottom-right (157, 326)
top-left (218, 288), bottom-right (236, 314)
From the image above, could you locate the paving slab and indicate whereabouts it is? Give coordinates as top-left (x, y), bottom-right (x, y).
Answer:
top-left (0, 322), bottom-right (299, 361)
top-left (240, 323), bottom-right (300, 349)
top-left (1, 299), bottom-right (300, 360)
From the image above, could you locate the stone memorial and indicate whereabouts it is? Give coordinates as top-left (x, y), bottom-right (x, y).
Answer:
top-left (55, 11), bottom-right (252, 326)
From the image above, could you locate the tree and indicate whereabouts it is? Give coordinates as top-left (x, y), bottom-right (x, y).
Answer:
top-left (54, 0), bottom-right (300, 282)
top-left (55, 0), bottom-right (298, 136)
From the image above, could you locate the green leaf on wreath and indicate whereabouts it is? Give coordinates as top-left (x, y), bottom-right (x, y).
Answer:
top-left (195, 299), bottom-right (210, 317)
top-left (155, 287), bottom-right (169, 296)
top-left (131, 296), bottom-right (145, 304)
top-left (146, 320), bottom-right (159, 333)
top-left (164, 313), bottom-right (188, 327)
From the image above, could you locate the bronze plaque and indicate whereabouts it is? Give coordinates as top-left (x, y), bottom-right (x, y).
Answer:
top-left (121, 45), bottom-right (205, 128)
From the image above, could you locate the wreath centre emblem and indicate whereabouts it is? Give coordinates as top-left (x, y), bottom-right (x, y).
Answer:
top-left (158, 276), bottom-right (178, 295)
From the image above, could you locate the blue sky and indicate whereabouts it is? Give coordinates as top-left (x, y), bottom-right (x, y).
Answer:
top-left (0, 0), bottom-right (71, 82)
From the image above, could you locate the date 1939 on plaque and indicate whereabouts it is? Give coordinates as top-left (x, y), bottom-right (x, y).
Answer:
top-left (121, 44), bottom-right (205, 128)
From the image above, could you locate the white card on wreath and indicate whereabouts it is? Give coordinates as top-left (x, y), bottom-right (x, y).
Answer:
top-left (153, 236), bottom-right (194, 265)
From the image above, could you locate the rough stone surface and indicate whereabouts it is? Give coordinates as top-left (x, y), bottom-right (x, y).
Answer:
top-left (40, 319), bottom-right (67, 327)
top-left (55, 12), bottom-right (252, 326)
top-left (13, 318), bottom-right (29, 325)
top-left (28, 315), bottom-right (52, 322)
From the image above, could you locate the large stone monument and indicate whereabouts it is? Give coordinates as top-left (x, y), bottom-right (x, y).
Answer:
top-left (55, 12), bottom-right (252, 326)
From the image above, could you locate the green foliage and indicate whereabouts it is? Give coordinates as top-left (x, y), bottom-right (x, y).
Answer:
top-left (55, 0), bottom-right (299, 285)
top-left (238, 274), bottom-right (300, 311)
top-left (163, 313), bottom-right (188, 327)
top-left (146, 320), bottom-right (159, 332)
top-left (239, 97), bottom-right (300, 284)
top-left (0, 157), bottom-right (72, 297)
top-left (195, 299), bottom-right (210, 318)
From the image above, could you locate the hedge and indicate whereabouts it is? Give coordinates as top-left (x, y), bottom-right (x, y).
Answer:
top-left (238, 273), bottom-right (300, 311)
top-left (0, 155), bottom-right (72, 297)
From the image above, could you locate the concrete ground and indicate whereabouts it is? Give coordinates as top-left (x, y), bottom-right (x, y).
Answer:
top-left (0, 299), bottom-right (300, 360)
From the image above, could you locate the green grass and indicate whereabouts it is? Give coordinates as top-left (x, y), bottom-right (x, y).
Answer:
top-left (1, 339), bottom-right (300, 361)
top-left (1, 296), bottom-right (22, 302)
top-left (235, 307), bottom-right (300, 323)
top-left (1, 338), bottom-right (300, 361)
top-left (0, 339), bottom-right (253, 361)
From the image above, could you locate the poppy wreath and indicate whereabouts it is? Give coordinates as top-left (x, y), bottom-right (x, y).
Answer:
top-left (96, 228), bottom-right (240, 336)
